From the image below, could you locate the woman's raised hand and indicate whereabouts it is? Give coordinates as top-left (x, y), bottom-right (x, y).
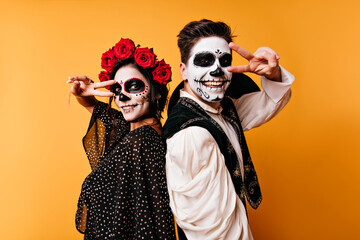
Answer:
top-left (67, 76), bottom-right (116, 97)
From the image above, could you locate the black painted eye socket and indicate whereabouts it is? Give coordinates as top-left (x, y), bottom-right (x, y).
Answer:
top-left (124, 78), bottom-right (145, 93)
top-left (111, 82), bottom-right (122, 95)
top-left (219, 53), bottom-right (232, 67)
top-left (193, 52), bottom-right (215, 67)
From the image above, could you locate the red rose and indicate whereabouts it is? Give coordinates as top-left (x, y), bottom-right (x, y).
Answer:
top-left (134, 47), bottom-right (157, 69)
top-left (101, 48), bottom-right (116, 71)
top-left (113, 38), bottom-right (135, 60)
top-left (98, 71), bottom-right (111, 89)
top-left (152, 60), bottom-right (172, 85)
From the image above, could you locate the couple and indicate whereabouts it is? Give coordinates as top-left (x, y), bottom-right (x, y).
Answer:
top-left (67, 19), bottom-right (294, 240)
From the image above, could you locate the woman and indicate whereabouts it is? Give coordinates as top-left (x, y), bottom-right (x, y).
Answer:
top-left (67, 38), bottom-right (176, 239)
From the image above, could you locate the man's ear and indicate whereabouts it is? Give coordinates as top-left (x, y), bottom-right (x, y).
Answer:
top-left (179, 63), bottom-right (187, 81)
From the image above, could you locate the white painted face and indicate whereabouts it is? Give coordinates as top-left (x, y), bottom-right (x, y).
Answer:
top-left (186, 36), bottom-right (232, 102)
top-left (112, 64), bottom-right (151, 122)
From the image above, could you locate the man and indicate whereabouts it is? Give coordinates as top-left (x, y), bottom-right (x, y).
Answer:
top-left (163, 19), bottom-right (295, 239)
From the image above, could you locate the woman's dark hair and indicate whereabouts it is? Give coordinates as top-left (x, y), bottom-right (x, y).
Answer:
top-left (107, 59), bottom-right (169, 120)
top-left (177, 19), bottom-right (234, 64)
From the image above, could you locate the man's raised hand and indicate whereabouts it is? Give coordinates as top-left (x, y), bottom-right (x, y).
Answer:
top-left (227, 43), bottom-right (282, 82)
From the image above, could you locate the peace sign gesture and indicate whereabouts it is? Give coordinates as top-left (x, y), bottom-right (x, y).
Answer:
top-left (67, 76), bottom-right (116, 113)
top-left (67, 76), bottom-right (116, 97)
top-left (227, 43), bottom-right (282, 82)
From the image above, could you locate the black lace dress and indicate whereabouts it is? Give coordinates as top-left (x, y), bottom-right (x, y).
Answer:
top-left (75, 101), bottom-right (176, 239)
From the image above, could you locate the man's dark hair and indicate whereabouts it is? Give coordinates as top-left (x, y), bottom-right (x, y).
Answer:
top-left (177, 19), bottom-right (234, 64)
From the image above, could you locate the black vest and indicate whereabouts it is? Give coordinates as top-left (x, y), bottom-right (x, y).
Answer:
top-left (163, 96), bottom-right (262, 210)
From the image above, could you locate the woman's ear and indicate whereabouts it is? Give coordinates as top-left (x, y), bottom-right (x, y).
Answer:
top-left (155, 93), bottom-right (161, 100)
top-left (179, 63), bottom-right (188, 81)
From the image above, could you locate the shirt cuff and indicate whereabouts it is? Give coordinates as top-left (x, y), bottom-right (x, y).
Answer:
top-left (261, 65), bottom-right (295, 103)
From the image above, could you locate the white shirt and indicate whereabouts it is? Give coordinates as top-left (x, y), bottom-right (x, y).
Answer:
top-left (166, 67), bottom-right (295, 240)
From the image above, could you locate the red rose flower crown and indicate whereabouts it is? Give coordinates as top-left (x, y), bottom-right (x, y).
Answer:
top-left (99, 38), bottom-right (172, 89)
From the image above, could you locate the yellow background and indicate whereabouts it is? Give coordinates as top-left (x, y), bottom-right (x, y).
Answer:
top-left (1, 0), bottom-right (359, 239)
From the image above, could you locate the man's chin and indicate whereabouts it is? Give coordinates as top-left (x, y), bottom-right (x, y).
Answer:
top-left (198, 94), bottom-right (224, 103)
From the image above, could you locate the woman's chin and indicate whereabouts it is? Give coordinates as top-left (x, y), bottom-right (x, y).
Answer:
top-left (122, 112), bottom-right (145, 122)
top-left (123, 114), bottom-right (136, 122)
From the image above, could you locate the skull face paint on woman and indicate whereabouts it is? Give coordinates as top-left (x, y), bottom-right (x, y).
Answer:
top-left (185, 36), bottom-right (232, 102)
top-left (111, 64), bottom-right (151, 122)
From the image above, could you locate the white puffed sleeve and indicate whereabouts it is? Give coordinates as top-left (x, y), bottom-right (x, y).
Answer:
top-left (235, 65), bottom-right (295, 131)
top-left (166, 126), bottom-right (253, 240)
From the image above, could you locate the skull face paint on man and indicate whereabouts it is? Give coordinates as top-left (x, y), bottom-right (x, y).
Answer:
top-left (185, 36), bottom-right (232, 102)
top-left (111, 64), bottom-right (151, 122)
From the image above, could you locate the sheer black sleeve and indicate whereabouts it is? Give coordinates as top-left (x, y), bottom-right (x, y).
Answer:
top-left (82, 101), bottom-right (129, 169)
top-left (76, 125), bottom-right (176, 239)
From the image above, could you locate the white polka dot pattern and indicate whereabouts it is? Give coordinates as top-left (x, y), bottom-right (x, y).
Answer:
top-left (75, 102), bottom-right (176, 239)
